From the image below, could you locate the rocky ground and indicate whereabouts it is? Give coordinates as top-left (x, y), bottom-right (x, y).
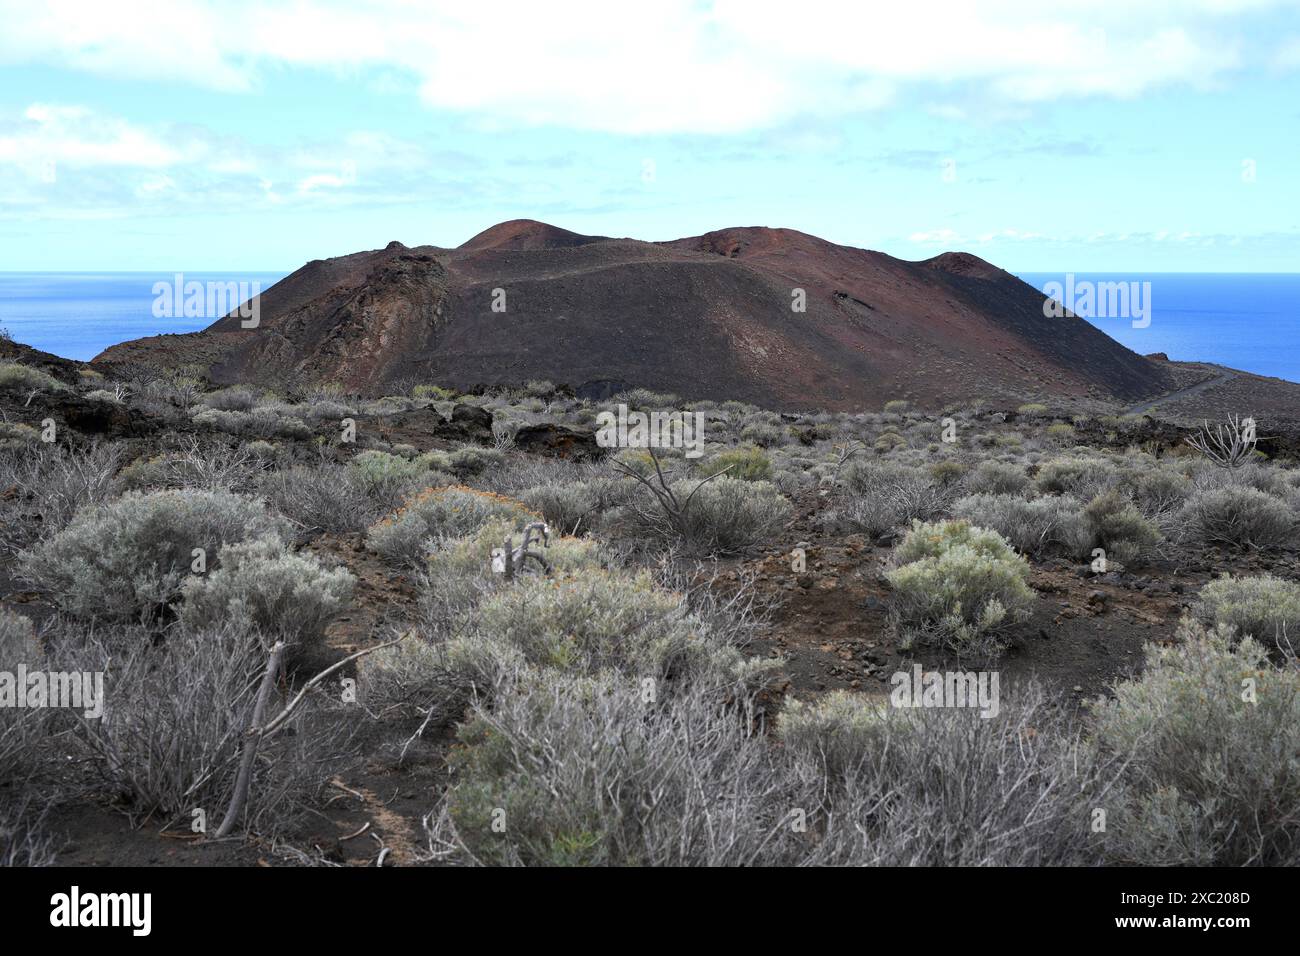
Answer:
top-left (3, 336), bottom-right (1298, 866)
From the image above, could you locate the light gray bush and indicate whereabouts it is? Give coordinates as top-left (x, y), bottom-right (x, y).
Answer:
top-left (0, 361), bottom-right (68, 394)
top-left (0, 799), bottom-right (57, 866)
top-left (1090, 621), bottom-right (1300, 865)
top-left (0, 609), bottom-right (48, 788)
top-left (301, 399), bottom-right (355, 421)
top-left (837, 461), bottom-right (951, 536)
top-left (518, 477), bottom-right (636, 536)
top-left (193, 407), bottom-right (312, 440)
top-left (1035, 455), bottom-right (1121, 499)
top-left (260, 462), bottom-right (446, 534)
top-left (452, 566), bottom-right (775, 695)
top-left (1192, 574), bottom-right (1300, 651)
top-left (1178, 485), bottom-right (1293, 549)
top-left (518, 481), bottom-right (600, 535)
top-left (1084, 490), bottom-right (1163, 565)
top-left (61, 623), bottom-right (355, 833)
top-left (198, 386), bottom-right (259, 412)
top-left (953, 493), bottom-right (1091, 557)
top-left (778, 682), bottom-right (1104, 865)
top-left (20, 489), bottom-right (289, 622)
top-left (887, 519), bottom-right (1035, 660)
top-left (180, 535), bottom-right (354, 649)
top-left (446, 446), bottom-right (506, 478)
top-left (0, 443), bottom-right (124, 552)
top-left (368, 487), bottom-right (539, 567)
top-left (619, 475), bottom-right (790, 556)
top-left (428, 671), bottom-right (1104, 867)
top-left (1132, 467), bottom-right (1192, 519)
top-left (428, 671), bottom-right (794, 866)
top-left (964, 460), bottom-right (1031, 497)
top-left (119, 438), bottom-right (258, 493)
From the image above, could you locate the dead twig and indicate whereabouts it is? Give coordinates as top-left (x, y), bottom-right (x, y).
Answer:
top-left (340, 822), bottom-right (371, 842)
top-left (214, 641), bottom-right (287, 839)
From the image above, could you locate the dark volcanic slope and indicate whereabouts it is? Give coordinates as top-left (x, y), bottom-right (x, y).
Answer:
top-left (94, 219), bottom-right (1174, 409)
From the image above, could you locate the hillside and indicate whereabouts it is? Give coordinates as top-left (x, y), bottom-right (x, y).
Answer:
top-left (94, 220), bottom-right (1176, 409)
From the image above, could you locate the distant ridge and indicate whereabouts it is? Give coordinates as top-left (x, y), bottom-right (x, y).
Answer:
top-left (458, 219), bottom-right (608, 251)
top-left (95, 220), bottom-right (1175, 409)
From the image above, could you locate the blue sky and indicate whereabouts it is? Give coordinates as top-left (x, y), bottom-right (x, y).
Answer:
top-left (1, 0), bottom-right (1297, 272)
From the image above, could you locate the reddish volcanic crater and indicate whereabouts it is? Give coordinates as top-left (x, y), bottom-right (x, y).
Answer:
top-left (95, 219), bottom-right (1175, 409)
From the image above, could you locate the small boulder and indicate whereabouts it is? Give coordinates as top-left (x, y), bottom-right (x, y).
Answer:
top-left (442, 402), bottom-right (494, 442)
top-left (513, 423), bottom-right (603, 461)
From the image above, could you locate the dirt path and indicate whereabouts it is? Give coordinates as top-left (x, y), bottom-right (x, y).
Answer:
top-left (1125, 366), bottom-right (1236, 416)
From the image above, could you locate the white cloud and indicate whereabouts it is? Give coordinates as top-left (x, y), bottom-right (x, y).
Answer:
top-left (0, 0), bottom-right (1284, 134)
top-left (0, 0), bottom-right (252, 91)
top-left (0, 104), bottom-right (187, 176)
top-left (0, 102), bottom-right (527, 219)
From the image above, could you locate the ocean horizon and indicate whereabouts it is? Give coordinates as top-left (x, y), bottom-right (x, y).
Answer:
top-left (1018, 272), bottom-right (1300, 385)
top-left (1, 270), bottom-right (1297, 385)
top-left (0, 272), bottom-right (288, 363)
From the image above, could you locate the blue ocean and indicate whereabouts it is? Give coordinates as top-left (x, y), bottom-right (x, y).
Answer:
top-left (0, 271), bottom-right (1297, 384)
top-left (1017, 273), bottom-right (1300, 384)
top-left (0, 272), bottom-right (288, 362)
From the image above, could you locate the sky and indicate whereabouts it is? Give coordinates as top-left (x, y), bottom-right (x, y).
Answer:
top-left (0, 0), bottom-right (1298, 272)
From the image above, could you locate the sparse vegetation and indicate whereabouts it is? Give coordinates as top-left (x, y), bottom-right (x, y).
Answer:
top-left (3, 356), bottom-right (1298, 870)
top-left (0, 361), bottom-right (68, 395)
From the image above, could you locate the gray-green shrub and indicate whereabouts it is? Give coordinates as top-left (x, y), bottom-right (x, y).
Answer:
top-left (1178, 485), bottom-right (1293, 549)
top-left (430, 671), bottom-right (788, 866)
top-left (180, 535), bottom-right (354, 649)
top-left (450, 567), bottom-right (773, 694)
top-left (1035, 455), bottom-right (1120, 499)
top-left (659, 476), bottom-right (790, 555)
top-left (836, 461), bottom-right (950, 536)
top-left (1192, 574), bottom-right (1300, 651)
top-left (20, 489), bottom-right (289, 622)
top-left (777, 683), bottom-right (1103, 865)
top-left (1084, 490), bottom-right (1162, 565)
top-left (953, 493), bottom-right (1090, 557)
top-left (367, 487), bottom-right (539, 567)
top-left (0, 362), bottom-right (67, 394)
top-left (1089, 621), bottom-right (1300, 865)
top-left (887, 519), bottom-right (1034, 660)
